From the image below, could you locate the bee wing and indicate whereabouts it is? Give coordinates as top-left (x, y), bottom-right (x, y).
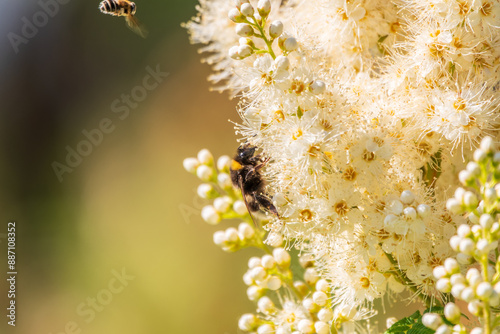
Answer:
top-left (238, 176), bottom-right (259, 228)
top-left (125, 15), bottom-right (148, 38)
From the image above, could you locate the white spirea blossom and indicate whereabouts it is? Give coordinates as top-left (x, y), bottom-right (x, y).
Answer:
top-left (185, 0), bottom-right (500, 331)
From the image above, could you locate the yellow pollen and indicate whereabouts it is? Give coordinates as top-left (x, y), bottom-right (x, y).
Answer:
top-left (334, 200), bottom-right (349, 216)
top-left (360, 277), bottom-right (370, 289)
top-left (299, 209), bottom-right (314, 221)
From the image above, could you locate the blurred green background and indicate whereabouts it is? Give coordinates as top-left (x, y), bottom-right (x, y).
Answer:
top-left (0, 0), bottom-right (259, 333)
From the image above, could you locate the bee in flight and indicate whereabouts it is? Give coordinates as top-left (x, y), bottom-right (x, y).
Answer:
top-left (230, 144), bottom-right (279, 225)
top-left (99, 0), bottom-right (148, 38)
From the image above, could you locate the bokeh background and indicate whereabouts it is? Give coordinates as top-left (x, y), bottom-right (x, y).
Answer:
top-left (0, 1), bottom-right (259, 333)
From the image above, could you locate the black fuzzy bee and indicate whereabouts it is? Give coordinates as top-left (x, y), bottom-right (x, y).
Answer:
top-left (230, 144), bottom-right (279, 223)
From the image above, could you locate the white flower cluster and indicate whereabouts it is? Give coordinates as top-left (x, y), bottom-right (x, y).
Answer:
top-left (184, 149), bottom-right (270, 252)
top-left (427, 137), bottom-right (500, 334)
top-left (184, 0), bottom-right (500, 331)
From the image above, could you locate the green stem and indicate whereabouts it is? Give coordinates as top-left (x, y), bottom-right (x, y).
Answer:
top-left (384, 252), bottom-right (434, 309)
top-left (480, 256), bottom-right (492, 334)
top-left (246, 16), bottom-right (276, 59)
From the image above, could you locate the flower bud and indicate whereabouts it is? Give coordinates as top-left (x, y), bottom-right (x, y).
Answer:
top-left (297, 319), bottom-right (314, 334)
top-left (444, 303), bottom-right (460, 323)
top-left (257, 0), bottom-right (271, 17)
top-left (247, 285), bottom-right (264, 300)
top-left (248, 257), bottom-right (262, 268)
top-left (269, 20), bottom-right (283, 38)
top-left (449, 236), bottom-right (461, 251)
top-left (386, 317), bottom-right (398, 329)
top-left (404, 207), bottom-right (417, 220)
top-left (201, 205), bottom-right (221, 225)
top-left (304, 267), bottom-right (319, 285)
top-left (240, 3), bottom-right (254, 16)
top-left (294, 281), bottom-right (309, 297)
top-left (316, 279), bottom-right (330, 292)
top-left (450, 273), bottom-right (465, 285)
top-left (457, 224), bottom-right (471, 238)
top-left (258, 296), bottom-right (276, 314)
top-left (318, 308), bottom-right (333, 322)
top-left (233, 200), bottom-right (248, 215)
top-left (461, 287), bottom-right (474, 302)
top-left (197, 149), bottom-right (213, 165)
top-left (234, 0), bottom-right (249, 8)
top-left (229, 45), bottom-right (240, 59)
top-left (225, 227), bottom-right (239, 243)
top-left (228, 8), bottom-right (245, 22)
top-left (261, 254), bottom-right (276, 269)
top-left (451, 283), bottom-right (465, 298)
top-left (237, 44), bottom-right (254, 58)
top-left (283, 37), bottom-right (298, 52)
top-left (459, 238), bottom-right (474, 255)
top-left (433, 266), bottom-right (447, 279)
top-left (257, 324), bottom-right (274, 334)
top-left (250, 266), bottom-right (267, 281)
top-left (468, 300), bottom-right (482, 316)
top-left (446, 198), bottom-right (462, 214)
top-left (312, 291), bottom-right (328, 306)
top-left (217, 155), bottom-right (231, 171)
top-left (463, 191), bottom-right (478, 208)
top-left (417, 204), bottom-right (431, 218)
top-left (236, 23), bottom-right (254, 37)
top-left (476, 282), bottom-right (493, 300)
top-left (458, 170), bottom-right (472, 185)
top-left (238, 222), bottom-right (255, 239)
top-left (470, 327), bottom-right (484, 334)
top-left (444, 258), bottom-right (459, 274)
top-left (466, 161), bottom-right (481, 176)
top-left (490, 291), bottom-right (500, 307)
top-left (485, 187), bottom-right (497, 203)
top-left (310, 80), bottom-right (326, 94)
top-left (213, 231), bottom-right (226, 246)
top-left (480, 136), bottom-right (494, 152)
top-left (302, 297), bottom-right (316, 312)
top-left (197, 183), bottom-right (216, 199)
top-left (214, 196), bottom-right (232, 213)
top-left (274, 55), bottom-right (290, 71)
top-left (422, 313), bottom-right (442, 330)
top-left (183, 157), bottom-right (199, 173)
top-left (266, 232), bottom-right (284, 247)
top-left (217, 173), bottom-right (232, 189)
top-left (400, 190), bottom-right (415, 204)
top-left (273, 248), bottom-right (291, 266)
top-left (480, 214), bottom-right (493, 229)
top-left (239, 313), bottom-right (258, 331)
top-left (314, 321), bottom-right (329, 334)
top-left (436, 278), bottom-right (451, 292)
top-left (266, 276), bottom-right (282, 290)
top-left (435, 325), bottom-right (451, 334)
top-left (474, 148), bottom-right (487, 162)
top-left (454, 187), bottom-right (466, 201)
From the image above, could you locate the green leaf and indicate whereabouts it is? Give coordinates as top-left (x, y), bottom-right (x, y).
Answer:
top-left (385, 311), bottom-right (427, 334)
top-left (385, 310), bottom-right (437, 334)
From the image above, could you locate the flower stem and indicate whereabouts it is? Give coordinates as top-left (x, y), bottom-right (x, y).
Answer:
top-left (246, 16), bottom-right (276, 59)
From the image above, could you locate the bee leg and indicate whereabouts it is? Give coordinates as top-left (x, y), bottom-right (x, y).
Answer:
top-left (255, 194), bottom-right (279, 218)
top-left (256, 157), bottom-right (270, 169)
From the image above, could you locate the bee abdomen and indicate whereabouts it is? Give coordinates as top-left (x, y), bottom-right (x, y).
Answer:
top-left (99, 0), bottom-right (126, 16)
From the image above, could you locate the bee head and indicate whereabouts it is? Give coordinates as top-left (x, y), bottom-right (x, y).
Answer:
top-left (237, 144), bottom-right (256, 162)
top-left (130, 2), bottom-right (137, 15)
